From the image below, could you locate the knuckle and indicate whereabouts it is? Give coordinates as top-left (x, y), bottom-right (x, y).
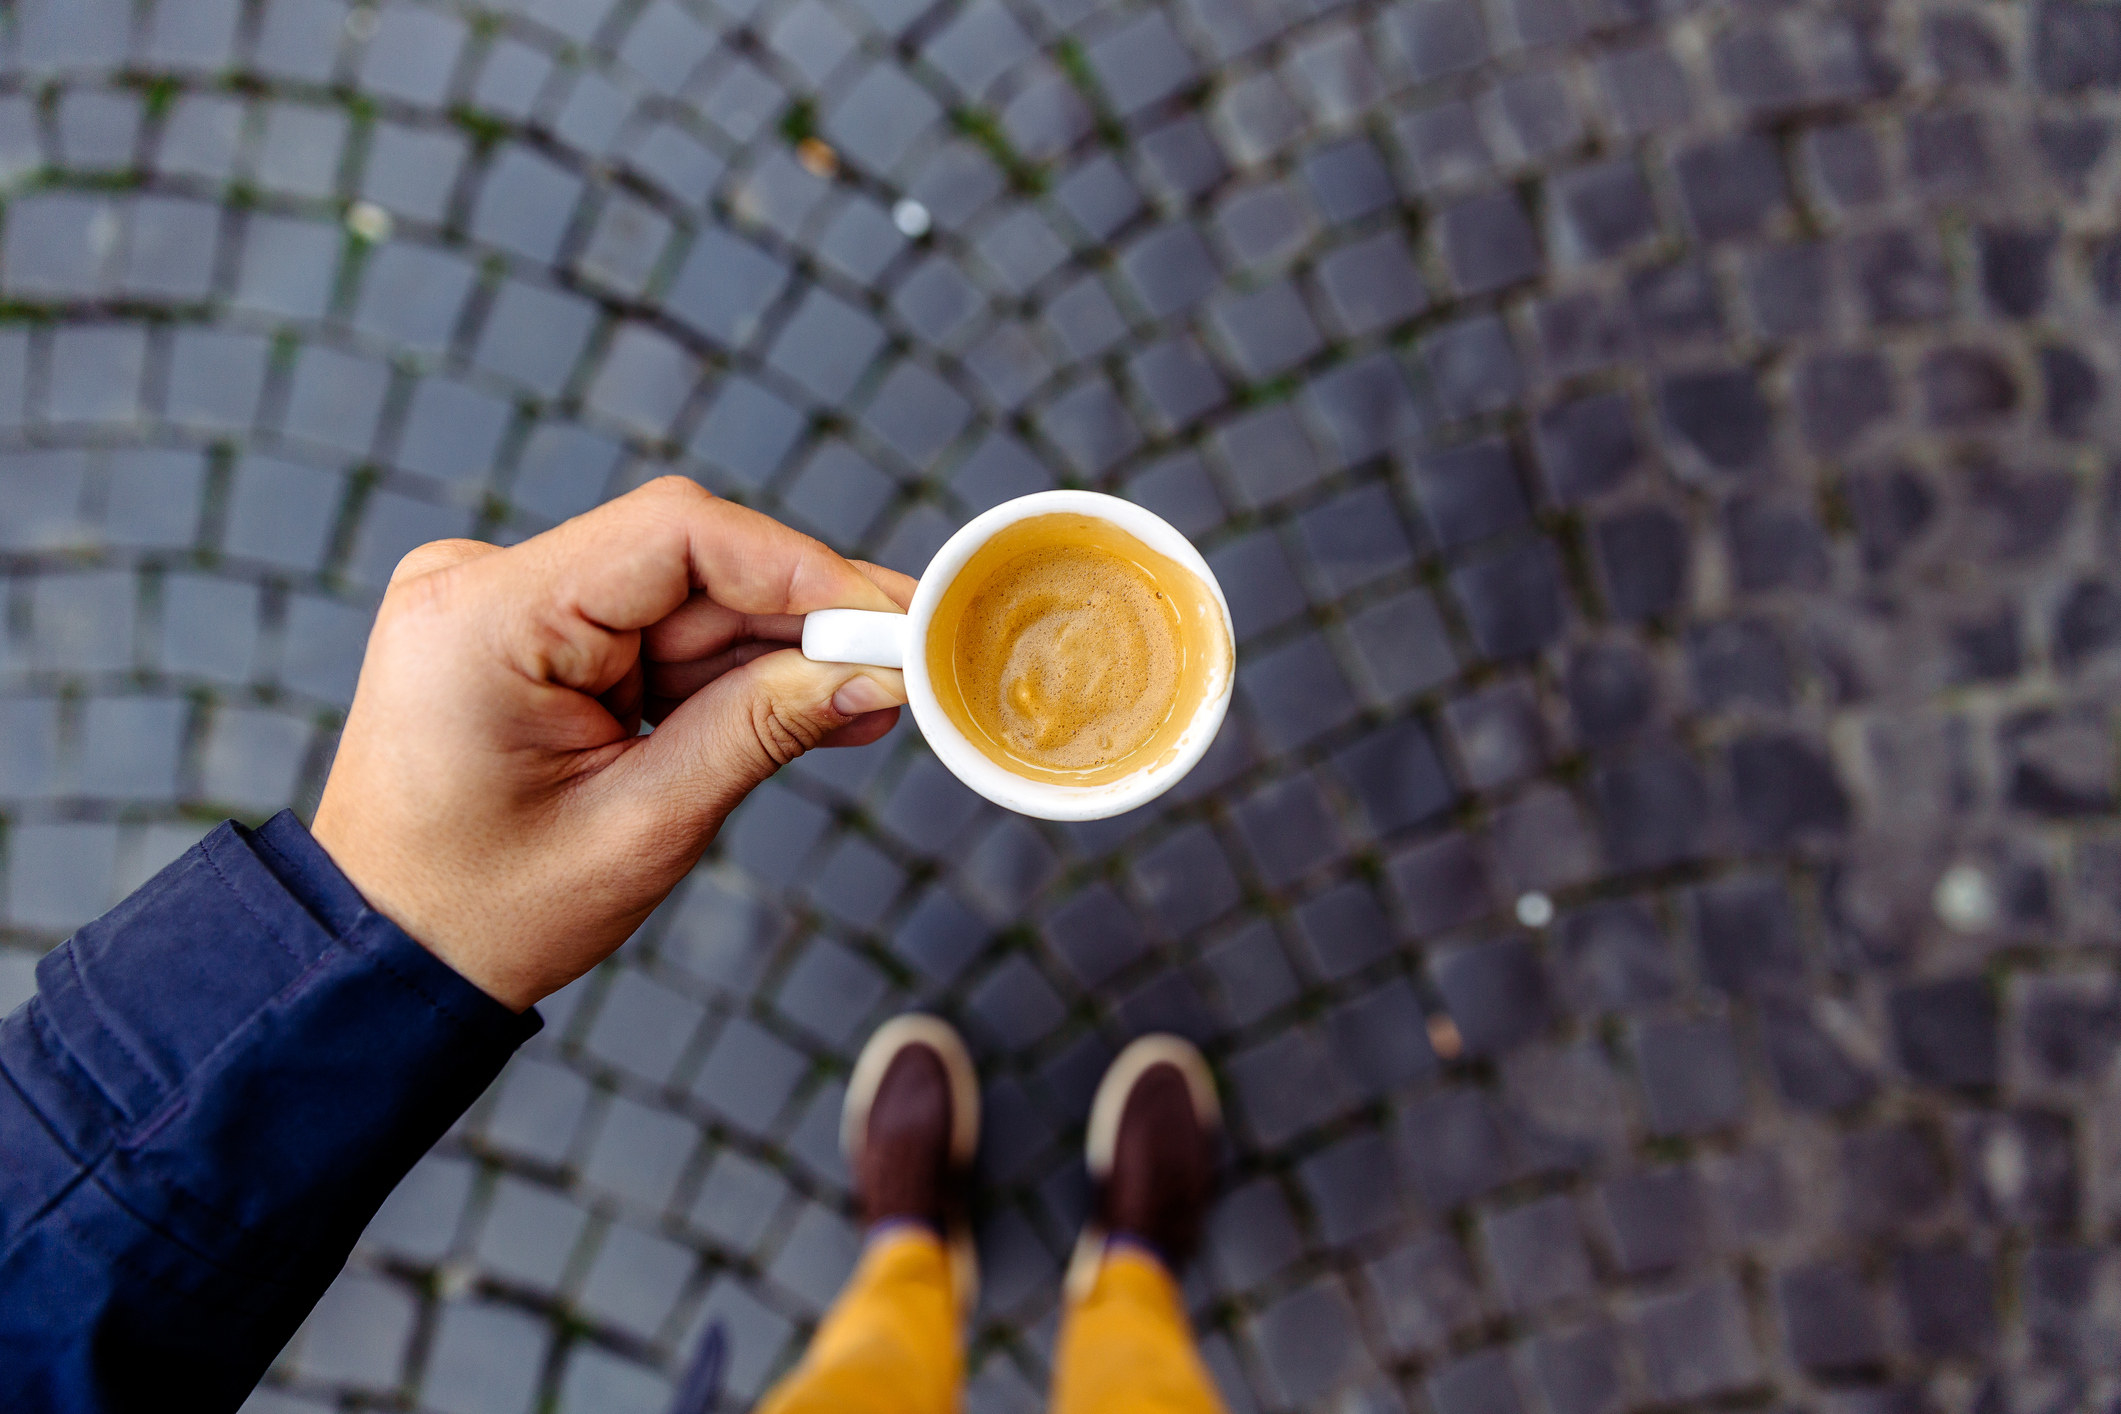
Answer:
top-left (638, 474), bottom-right (713, 510)
top-left (747, 694), bottom-right (825, 769)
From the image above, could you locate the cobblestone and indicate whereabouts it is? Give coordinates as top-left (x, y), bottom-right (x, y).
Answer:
top-left (0, 0), bottom-right (2107, 1404)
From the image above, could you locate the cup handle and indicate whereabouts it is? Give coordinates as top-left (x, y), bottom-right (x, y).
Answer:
top-left (801, 609), bottom-right (909, 670)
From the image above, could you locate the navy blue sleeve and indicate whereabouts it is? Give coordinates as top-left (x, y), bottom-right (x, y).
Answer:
top-left (0, 812), bottom-right (541, 1413)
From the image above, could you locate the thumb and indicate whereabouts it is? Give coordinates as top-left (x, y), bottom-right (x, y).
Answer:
top-left (612, 647), bottom-right (906, 825)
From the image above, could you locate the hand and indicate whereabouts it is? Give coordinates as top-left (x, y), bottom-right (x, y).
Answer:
top-left (310, 477), bottom-right (913, 1012)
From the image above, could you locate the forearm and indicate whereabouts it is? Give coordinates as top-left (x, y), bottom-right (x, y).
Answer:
top-left (0, 813), bottom-right (537, 1413)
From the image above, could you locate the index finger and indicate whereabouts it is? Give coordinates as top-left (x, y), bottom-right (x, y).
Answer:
top-left (511, 477), bottom-right (902, 633)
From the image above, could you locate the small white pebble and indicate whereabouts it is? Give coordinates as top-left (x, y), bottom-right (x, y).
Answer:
top-left (1934, 863), bottom-right (1998, 932)
top-left (891, 197), bottom-right (932, 238)
top-left (344, 6), bottom-right (379, 39)
top-left (346, 200), bottom-right (394, 244)
top-left (1515, 891), bottom-right (1554, 928)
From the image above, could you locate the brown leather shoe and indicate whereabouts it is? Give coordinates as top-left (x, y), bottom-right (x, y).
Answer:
top-left (841, 1016), bottom-right (981, 1311)
top-left (1068, 1035), bottom-right (1220, 1298)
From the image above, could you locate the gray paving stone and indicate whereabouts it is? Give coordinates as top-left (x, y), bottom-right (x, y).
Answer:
top-left (54, 89), bottom-right (140, 173)
top-left (419, 1300), bottom-right (548, 1414)
top-left (1250, 1277), bottom-right (1371, 1406)
top-left (1483, 1194), bottom-right (1593, 1311)
top-left (586, 324), bottom-right (700, 441)
top-left (581, 1095), bottom-right (701, 1212)
top-left (44, 325), bottom-right (147, 427)
top-left (197, 707), bottom-right (310, 816)
top-left (477, 1056), bottom-right (592, 1167)
top-left (27, 571), bottom-right (137, 674)
top-left (256, 102), bottom-right (347, 201)
top-left (553, 1346), bottom-right (671, 1414)
top-left (347, 491), bottom-right (474, 589)
top-left (363, 1154), bottom-right (476, 1266)
top-left (475, 1174), bottom-right (591, 1294)
top-left (358, 122), bottom-right (468, 228)
top-left (582, 967), bottom-right (708, 1086)
top-left (3, 194), bottom-right (121, 299)
top-left (250, 0), bottom-right (347, 85)
top-left (6, 823), bottom-right (120, 933)
top-left (823, 64), bottom-right (943, 176)
top-left (141, 0), bottom-right (243, 70)
top-left (689, 1148), bottom-right (790, 1254)
top-left (25, 1), bottom-right (2121, 1405)
top-left (290, 1271), bottom-right (416, 1395)
top-left (78, 697), bottom-right (186, 803)
top-left (155, 93), bottom-right (245, 182)
top-left (1428, 1347), bottom-right (1525, 1414)
top-left (394, 378), bottom-right (512, 489)
top-left (1633, 1013), bottom-right (1746, 1135)
top-left (691, 1017), bottom-right (805, 1136)
top-left (472, 146), bottom-right (585, 264)
top-left (767, 1202), bottom-right (862, 1315)
top-left (232, 214), bottom-right (343, 321)
top-left (576, 1220), bottom-right (695, 1340)
top-left (476, 279), bottom-right (600, 398)
top-left (769, 288), bottom-right (890, 403)
top-left (277, 595), bottom-right (373, 707)
top-left (352, 242), bottom-right (478, 355)
top-left (0, 698), bottom-right (64, 801)
top-left (1629, 1277), bottom-right (1761, 1402)
top-left (1437, 187), bottom-right (1542, 294)
top-left (470, 40), bottom-right (555, 123)
top-left (104, 450), bottom-right (207, 549)
top-left (0, 451), bottom-right (91, 553)
top-left (164, 329), bottom-right (270, 432)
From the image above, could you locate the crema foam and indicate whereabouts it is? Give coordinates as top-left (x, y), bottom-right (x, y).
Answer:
top-left (926, 513), bottom-right (1231, 787)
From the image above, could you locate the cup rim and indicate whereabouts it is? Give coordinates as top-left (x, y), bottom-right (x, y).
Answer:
top-left (900, 490), bottom-right (1236, 822)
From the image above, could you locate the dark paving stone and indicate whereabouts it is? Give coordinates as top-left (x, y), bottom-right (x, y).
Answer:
top-left (1630, 1278), bottom-right (1761, 1402)
top-left (1727, 733), bottom-right (1849, 849)
top-left (1894, 1246), bottom-right (1997, 1357)
top-left (1364, 1232), bottom-right (1484, 1359)
top-left (1658, 368), bottom-right (1774, 478)
top-left (1450, 539), bottom-right (1567, 660)
top-left (1776, 1261), bottom-right (1884, 1371)
top-left (1891, 976), bottom-right (1999, 1089)
top-left (1389, 832), bottom-right (1495, 938)
top-left (1437, 188), bottom-right (1543, 295)
top-left (1427, 1348), bottom-right (1525, 1414)
top-left (1430, 934), bottom-right (1551, 1056)
top-left (1599, 1165), bottom-right (1707, 1276)
top-left (21, 2), bottom-right (2121, 1404)
top-left (1674, 134), bottom-right (1789, 243)
top-left (1688, 872), bottom-right (1805, 997)
top-left (1536, 392), bottom-right (1642, 506)
top-left (1522, 1321), bottom-right (1626, 1414)
top-left (1633, 1013), bottom-right (1747, 1135)
top-left (1593, 740), bottom-right (1713, 872)
top-left (1483, 1195), bottom-right (1592, 1311)
top-left (1759, 999), bottom-right (1877, 1113)
top-left (1593, 506), bottom-right (1688, 623)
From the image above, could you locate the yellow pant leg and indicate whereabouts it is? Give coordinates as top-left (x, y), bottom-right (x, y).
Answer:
top-left (756, 1226), bottom-right (963, 1414)
top-left (1051, 1244), bottom-right (1229, 1414)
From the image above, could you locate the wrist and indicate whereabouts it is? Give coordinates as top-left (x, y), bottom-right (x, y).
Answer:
top-left (309, 810), bottom-right (539, 1015)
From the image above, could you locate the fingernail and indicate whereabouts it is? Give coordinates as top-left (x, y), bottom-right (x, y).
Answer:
top-left (833, 675), bottom-right (900, 716)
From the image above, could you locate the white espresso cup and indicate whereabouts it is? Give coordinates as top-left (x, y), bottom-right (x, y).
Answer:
top-left (801, 491), bottom-right (1236, 821)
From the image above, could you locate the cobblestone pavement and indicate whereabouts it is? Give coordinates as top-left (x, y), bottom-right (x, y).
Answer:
top-left (5, 0), bottom-right (2121, 1408)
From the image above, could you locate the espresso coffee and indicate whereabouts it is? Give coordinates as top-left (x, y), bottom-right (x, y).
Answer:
top-left (927, 513), bottom-right (1231, 786)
